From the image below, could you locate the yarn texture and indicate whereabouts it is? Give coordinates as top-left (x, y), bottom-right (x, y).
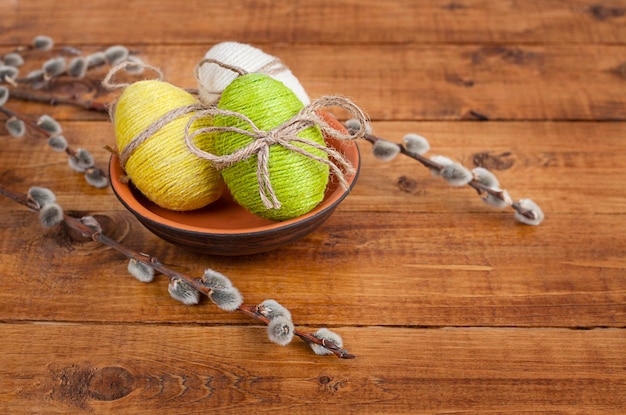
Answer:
top-left (196, 41), bottom-right (310, 106)
top-left (192, 73), bottom-right (328, 221)
top-left (114, 80), bottom-right (223, 211)
top-left (108, 51), bottom-right (368, 221)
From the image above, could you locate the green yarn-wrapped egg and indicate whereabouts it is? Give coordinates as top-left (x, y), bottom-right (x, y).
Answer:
top-left (213, 73), bottom-right (329, 221)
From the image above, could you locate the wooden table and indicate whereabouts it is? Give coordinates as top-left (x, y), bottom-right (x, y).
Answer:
top-left (1, 1), bottom-right (625, 413)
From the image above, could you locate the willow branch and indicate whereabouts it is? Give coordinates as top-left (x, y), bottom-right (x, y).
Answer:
top-left (0, 105), bottom-right (78, 157)
top-left (361, 132), bottom-right (539, 222)
top-left (0, 183), bottom-right (354, 359)
top-left (6, 87), bottom-right (108, 112)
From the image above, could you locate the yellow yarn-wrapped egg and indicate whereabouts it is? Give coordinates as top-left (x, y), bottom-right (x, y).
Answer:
top-left (114, 80), bottom-right (223, 211)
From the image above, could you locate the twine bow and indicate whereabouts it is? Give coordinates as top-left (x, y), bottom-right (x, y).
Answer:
top-left (184, 95), bottom-right (369, 209)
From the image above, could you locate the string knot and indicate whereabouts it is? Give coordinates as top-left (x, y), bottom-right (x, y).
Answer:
top-left (184, 96), bottom-right (369, 210)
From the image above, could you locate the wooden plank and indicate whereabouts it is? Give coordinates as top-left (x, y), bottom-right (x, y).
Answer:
top-left (351, 120), bottom-right (626, 215)
top-left (0, 121), bottom-right (624, 327)
top-left (2, 1), bottom-right (624, 413)
top-left (0, 209), bottom-right (624, 327)
top-left (2, 120), bottom-right (625, 214)
top-left (0, 324), bottom-right (624, 414)
top-left (3, 44), bottom-right (626, 121)
top-left (2, 0), bottom-right (626, 46)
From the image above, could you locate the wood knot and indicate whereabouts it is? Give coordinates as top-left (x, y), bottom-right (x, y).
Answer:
top-left (48, 364), bottom-right (134, 409)
top-left (318, 375), bottom-right (332, 385)
top-left (470, 46), bottom-right (542, 66)
top-left (587, 4), bottom-right (625, 21)
top-left (396, 175), bottom-right (425, 195)
top-left (442, 2), bottom-right (466, 10)
top-left (88, 366), bottom-right (135, 401)
top-left (65, 213), bottom-right (115, 243)
top-left (461, 110), bottom-right (489, 121)
top-left (610, 62), bottom-right (626, 80)
top-left (472, 151), bottom-right (515, 171)
top-left (62, 212), bottom-right (131, 249)
top-left (445, 73), bottom-right (475, 88)
top-left (317, 375), bottom-right (347, 393)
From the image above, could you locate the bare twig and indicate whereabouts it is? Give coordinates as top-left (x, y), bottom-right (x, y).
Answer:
top-left (7, 86), bottom-right (108, 112)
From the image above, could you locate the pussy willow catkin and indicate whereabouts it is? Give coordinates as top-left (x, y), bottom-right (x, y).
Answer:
top-left (196, 41), bottom-right (310, 106)
top-left (192, 73), bottom-right (330, 221)
top-left (114, 80), bottom-right (223, 211)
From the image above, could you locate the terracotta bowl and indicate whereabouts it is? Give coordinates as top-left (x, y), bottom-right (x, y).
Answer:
top-left (109, 116), bottom-right (360, 256)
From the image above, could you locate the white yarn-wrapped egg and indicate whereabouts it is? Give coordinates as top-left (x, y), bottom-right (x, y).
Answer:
top-left (196, 41), bottom-right (310, 106)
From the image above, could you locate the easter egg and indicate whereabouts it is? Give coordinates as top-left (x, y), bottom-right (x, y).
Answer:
top-left (114, 80), bottom-right (223, 211)
top-left (207, 73), bottom-right (329, 221)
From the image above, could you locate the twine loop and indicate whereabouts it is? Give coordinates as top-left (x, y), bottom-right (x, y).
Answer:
top-left (101, 61), bottom-right (164, 90)
top-left (103, 61), bottom-right (166, 123)
top-left (195, 57), bottom-right (289, 100)
top-left (184, 95), bottom-right (368, 209)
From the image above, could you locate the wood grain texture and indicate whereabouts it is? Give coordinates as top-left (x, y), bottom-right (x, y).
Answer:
top-left (1, 324), bottom-right (624, 414)
top-left (4, 44), bottom-right (626, 121)
top-left (0, 0), bottom-right (625, 413)
top-left (1, 0), bottom-right (625, 45)
top-left (0, 122), bottom-right (624, 328)
top-left (1, 208), bottom-right (624, 328)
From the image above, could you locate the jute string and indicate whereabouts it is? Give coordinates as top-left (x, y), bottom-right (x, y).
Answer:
top-left (104, 59), bottom-right (369, 210)
top-left (103, 61), bottom-right (202, 169)
top-left (102, 61), bottom-right (164, 90)
top-left (184, 95), bottom-right (368, 209)
top-left (118, 103), bottom-right (205, 168)
top-left (103, 61), bottom-right (166, 136)
top-left (195, 57), bottom-right (287, 99)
